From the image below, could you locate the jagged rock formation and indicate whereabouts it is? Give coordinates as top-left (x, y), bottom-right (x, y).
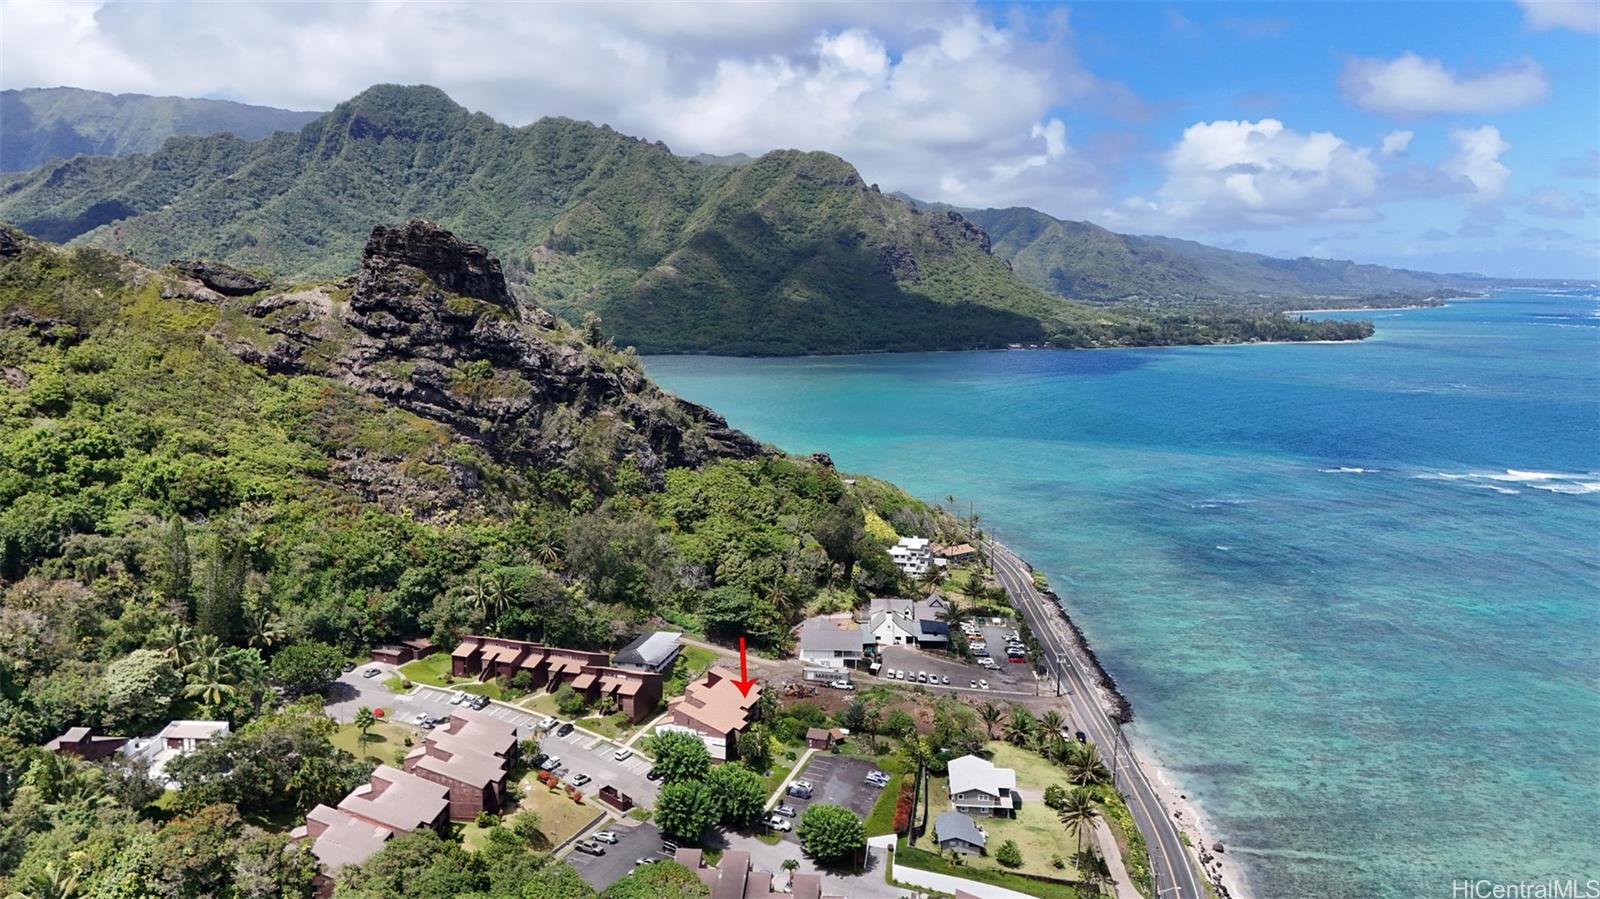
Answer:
top-left (225, 221), bottom-right (762, 489)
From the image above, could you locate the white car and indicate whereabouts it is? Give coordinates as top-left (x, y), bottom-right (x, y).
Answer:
top-left (613, 748), bottom-right (633, 762)
top-left (449, 691), bottom-right (466, 705)
top-left (884, 668), bottom-right (897, 679)
top-left (940, 674), bottom-right (951, 685)
top-left (766, 815), bottom-right (793, 832)
top-left (592, 830), bottom-right (619, 844)
top-left (979, 679), bottom-right (990, 689)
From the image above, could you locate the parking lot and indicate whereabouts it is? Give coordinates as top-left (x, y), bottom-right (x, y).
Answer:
top-left (565, 821), bottom-right (667, 889)
top-left (534, 725), bottom-right (660, 808)
top-left (875, 643), bottom-right (1031, 695)
top-left (775, 754), bottom-right (888, 845)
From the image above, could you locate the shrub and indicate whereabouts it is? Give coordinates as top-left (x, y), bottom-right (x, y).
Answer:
top-left (891, 778), bottom-right (915, 834)
top-left (475, 811), bottom-right (500, 828)
top-left (995, 839), bottom-right (1022, 868)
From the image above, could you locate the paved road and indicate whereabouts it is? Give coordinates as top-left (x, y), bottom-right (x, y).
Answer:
top-left (986, 539), bottom-right (1204, 899)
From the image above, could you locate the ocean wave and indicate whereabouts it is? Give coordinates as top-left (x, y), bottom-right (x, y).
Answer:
top-left (1320, 466), bottom-right (1380, 474)
top-left (1413, 469), bottom-right (1600, 496)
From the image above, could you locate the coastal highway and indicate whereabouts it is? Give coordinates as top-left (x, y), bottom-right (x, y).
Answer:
top-left (986, 539), bottom-right (1206, 899)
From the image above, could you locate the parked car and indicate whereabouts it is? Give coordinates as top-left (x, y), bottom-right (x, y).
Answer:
top-left (635, 857), bottom-right (659, 867)
top-left (766, 815), bottom-right (793, 832)
top-left (773, 804), bottom-right (797, 817)
top-left (883, 668), bottom-right (896, 680)
top-left (660, 841), bottom-right (680, 855)
top-left (827, 680), bottom-right (854, 690)
top-left (969, 679), bottom-right (979, 688)
top-left (979, 679), bottom-right (989, 689)
top-left (528, 752), bottom-right (548, 768)
top-left (471, 695), bottom-right (489, 710)
top-left (342, 662), bottom-right (356, 673)
top-left (973, 649), bottom-right (990, 658)
top-left (646, 767), bottom-right (663, 781)
top-left (1075, 730), bottom-right (1088, 742)
top-left (539, 756), bottom-right (562, 772)
top-left (940, 674), bottom-right (951, 685)
top-left (613, 748), bottom-right (633, 762)
top-left (572, 773), bottom-right (592, 787)
top-left (786, 781), bottom-right (813, 799)
top-left (410, 712), bottom-right (433, 728)
top-left (363, 668), bottom-right (381, 679)
top-left (574, 841), bottom-right (605, 856)
top-left (916, 672), bottom-right (928, 683)
top-left (864, 772), bottom-right (889, 787)
top-left (556, 722), bottom-right (574, 737)
top-left (592, 830), bottom-right (619, 844)
top-left (430, 714), bottom-right (449, 726)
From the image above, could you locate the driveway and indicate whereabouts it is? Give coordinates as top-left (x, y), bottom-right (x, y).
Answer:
top-left (776, 754), bottom-right (888, 845)
top-left (714, 827), bottom-right (903, 899)
top-left (535, 726), bottom-right (660, 808)
top-left (324, 663), bottom-right (401, 723)
top-left (565, 821), bottom-right (667, 890)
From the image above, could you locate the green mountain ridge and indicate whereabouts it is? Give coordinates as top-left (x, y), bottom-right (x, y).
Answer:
top-left (905, 200), bottom-right (1533, 310)
top-left (0, 83), bottom-right (1371, 354)
top-left (1, 86), bottom-right (320, 173)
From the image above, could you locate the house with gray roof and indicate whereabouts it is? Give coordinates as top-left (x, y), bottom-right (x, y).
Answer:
top-left (935, 809), bottom-right (988, 854)
top-left (614, 631), bottom-right (683, 673)
top-left (947, 754), bottom-right (1017, 817)
top-left (868, 596), bottom-right (950, 647)
top-left (796, 615), bottom-right (873, 670)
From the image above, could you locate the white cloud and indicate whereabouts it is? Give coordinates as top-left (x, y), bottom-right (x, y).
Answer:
top-left (1104, 119), bottom-right (1382, 230)
top-left (1443, 126), bottom-right (1512, 201)
top-left (1525, 187), bottom-right (1587, 219)
top-left (0, 0), bottom-right (1120, 217)
top-left (1341, 52), bottom-right (1547, 115)
top-left (1515, 0), bottom-right (1600, 32)
top-left (1381, 130), bottom-right (1415, 155)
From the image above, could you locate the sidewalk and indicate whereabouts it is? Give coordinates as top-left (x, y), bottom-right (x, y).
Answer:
top-left (1096, 817), bottom-right (1143, 899)
top-left (763, 747), bottom-right (817, 810)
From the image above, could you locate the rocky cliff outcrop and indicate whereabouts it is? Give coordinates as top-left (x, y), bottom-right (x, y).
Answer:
top-left (170, 259), bottom-right (272, 296)
top-left (224, 221), bottom-right (762, 501)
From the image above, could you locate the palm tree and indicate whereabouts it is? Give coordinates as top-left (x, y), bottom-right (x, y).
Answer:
top-left (354, 706), bottom-right (377, 759)
top-left (937, 597), bottom-right (971, 632)
top-left (781, 858), bottom-right (799, 875)
top-left (158, 622), bottom-right (195, 663)
top-left (245, 605), bottom-right (286, 650)
top-left (182, 654), bottom-right (239, 713)
top-left (529, 522), bottom-right (564, 569)
top-left (977, 702), bottom-right (1004, 739)
top-left (1063, 741), bottom-right (1110, 786)
top-left (918, 564), bottom-right (944, 592)
top-left (1058, 786), bottom-right (1101, 855)
top-left (1040, 710), bottom-right (1066, 739)
top-left (5, 861), bottom-right (81, 899)
top-left (1002, 707), bottom-right (1037, 746)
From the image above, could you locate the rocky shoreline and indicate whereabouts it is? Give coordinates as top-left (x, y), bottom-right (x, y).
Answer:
top-left (1038, 587), bottom-right (1134, 725)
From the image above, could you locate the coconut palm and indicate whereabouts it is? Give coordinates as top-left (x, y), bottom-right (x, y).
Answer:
top-left (183, 653), bottom-right (239, 712)
top-left (6, 861), bottom-right (81, 899)
top-left (918, 565), bottom-right (944, 592)
top-left (1039, 709), bottom-right (1066, 739)
top-left (1058, 786), bottom-right (1101, 855)
top-left (977, 702), bottom-right (1004, 739)
top-left (937, 597), bottom-right (971, 631)
top-left (354, 706), bottom-right (377, 759)
top-left (1002, 707), bottom-right (1037, 747)
top-left (1064, 740), bottom-right (1111, 786)
top-left (245, 605), bottom-right (286, 650)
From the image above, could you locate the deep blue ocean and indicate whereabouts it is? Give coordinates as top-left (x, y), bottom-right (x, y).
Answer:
top-left (644, 290), bottom-right (1600, 899)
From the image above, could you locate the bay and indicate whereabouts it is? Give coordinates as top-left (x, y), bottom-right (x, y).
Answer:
top-left (644, 290), bottom-right (1600, 898)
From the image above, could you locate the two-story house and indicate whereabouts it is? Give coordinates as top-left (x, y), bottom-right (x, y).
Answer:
top-left (947, 754), bottom-right (1017, 817)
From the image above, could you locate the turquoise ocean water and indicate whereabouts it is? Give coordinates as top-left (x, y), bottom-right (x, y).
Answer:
top-left (644, 290), bottom-right (1600, 899)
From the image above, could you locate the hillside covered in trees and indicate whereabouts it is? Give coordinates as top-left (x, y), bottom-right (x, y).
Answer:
top-left (0, 84), bottom-right (1372, 354)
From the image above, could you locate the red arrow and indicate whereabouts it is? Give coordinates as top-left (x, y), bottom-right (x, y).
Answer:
top-left (733, 636), bottom-right (757, 697)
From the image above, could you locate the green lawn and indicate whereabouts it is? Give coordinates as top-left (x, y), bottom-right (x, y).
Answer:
top-left (397, 653), bottom-right (514, 700)
top-left (894, 837), bottom-right (1081, 899)
top-left (759, 742), bottom-right (804, 797)
top-left (516, 691), bottom-right (561, 716)
top-left (580, 712), bottom-right (638, 741)
top-left (330, 720), bottom-right (418, 765)
top-left (663, 644), bottom-right (720, 697)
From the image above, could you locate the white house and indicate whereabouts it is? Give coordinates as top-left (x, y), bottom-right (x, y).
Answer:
top-left (796, 615), bottom-right (872, 670)
top-left (121, 720), bottom-right (229, 788)
top-left (888, 537), bottom-right (933, 576)
top-left (868, 596), bottom-right (950, 647)
top-left (947, 754), bottom-right (1017, 817)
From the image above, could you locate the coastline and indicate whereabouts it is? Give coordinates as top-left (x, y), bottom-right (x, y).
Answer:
top-left (1017, 562), bottom-right (1252, 899)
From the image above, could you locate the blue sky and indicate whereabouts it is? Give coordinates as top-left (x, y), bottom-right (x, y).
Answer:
top-left (2, 0), bottom-right (1596, 277)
